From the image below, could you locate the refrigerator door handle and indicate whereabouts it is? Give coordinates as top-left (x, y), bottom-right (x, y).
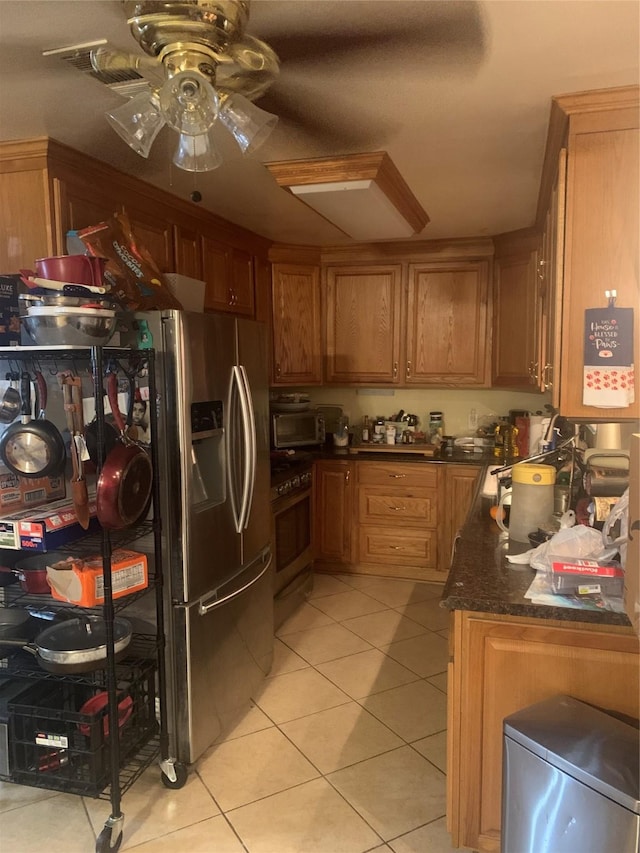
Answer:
top-left (231, 364), bottom-right (256, 532)
top-left (198, 551), bottom-right (272, 615)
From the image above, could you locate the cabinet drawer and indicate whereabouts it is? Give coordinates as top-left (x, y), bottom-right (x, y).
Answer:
top-left (357, 462), bottom-right (438, 488)
top-left (358, 486), bottom-right (437, 527)
top-left (358, 526), bottom-right (437, 567)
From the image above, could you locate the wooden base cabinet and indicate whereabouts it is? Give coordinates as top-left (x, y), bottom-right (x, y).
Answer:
top-left (313, 460), bottom-right (354, 565)
top-left (314, 461), bottom-right (479, 582)
top-left (440, 465), bottom-right (481, 573)
top-left (356, 462), bottom-right (439, 579)
top-left (447, 610), bottom-right (639, 852)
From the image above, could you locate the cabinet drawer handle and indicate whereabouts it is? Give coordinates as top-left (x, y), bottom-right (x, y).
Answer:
top-left (345, 469), bottom-right (350, 483)
top-left (393, 361), bottom-right (398, 378)
top-left (406, 361), bottom-right (411, 379)
top-left (390, 473), bottom-right (406, 479)
top-left (389, 545), bottom-right (402, 550)
top-left (275, 362), bottom-right (281, 378)
top-left (390, 505), bottom-right (405, 511)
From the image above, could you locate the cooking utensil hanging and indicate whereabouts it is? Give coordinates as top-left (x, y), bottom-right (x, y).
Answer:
top-left (83, 367), bottom-right (119, 472)
top-left (96, 370), bottom-right (153, 530)
top-left (61, 372), bottom-right (91, 529)
top-left (0, 614), bottom-right (132, 674)
top-left (0, 372), bottom-right (21, 424)
top-left (0, 371), bottom-right (65, 478)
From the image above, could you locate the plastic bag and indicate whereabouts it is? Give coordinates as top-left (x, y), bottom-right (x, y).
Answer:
top-left (602, 487), bottom-right (629, 566)
top-left (506, 524), bottom-right (618, 570)
top-left (78, 212), bottom-right (182, 311)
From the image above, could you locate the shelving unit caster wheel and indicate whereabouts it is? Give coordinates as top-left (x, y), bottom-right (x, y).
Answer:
top-left (96, 816), bottom-right (124, 853)
top-left (160, 761), bottom-right (188, 789)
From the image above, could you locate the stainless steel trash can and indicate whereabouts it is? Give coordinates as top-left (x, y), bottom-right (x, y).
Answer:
top-left (502, 694), bottom-right (639, 853)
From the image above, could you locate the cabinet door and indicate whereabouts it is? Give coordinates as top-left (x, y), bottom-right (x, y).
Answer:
top-left (313, 460), bottom-right (353, 564)
top-left (406, 261), bottom-right (490, 385)
top-left (440, 465), bottom-right (480, 574)
top-left (123, 204), bottom-right (175, 272)
top-left (271, 263), bottom-right (322, 385)
top-left (536, 148), bottom-right (567, 402)
top-left (325, 264), bottom-right (402, 384)
top-left (55, 177), bottom-right (122, 248)
top-left (492, 250), bottom-right (540, 389)
top-left (202, 237), bottom-right (255, 316)
top-left (174, 224), bottom-right (203, 279)
top-left (560, 108), bottom-right (639, 418)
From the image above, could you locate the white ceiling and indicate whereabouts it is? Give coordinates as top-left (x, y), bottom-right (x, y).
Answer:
top-left (0, 0), bottom-right (638, 246)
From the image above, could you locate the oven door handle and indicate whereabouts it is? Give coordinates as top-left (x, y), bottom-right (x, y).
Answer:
top-left (199, 551), bottom-right (272, 615)
top-left (272, 484), bottom-right (312, 515)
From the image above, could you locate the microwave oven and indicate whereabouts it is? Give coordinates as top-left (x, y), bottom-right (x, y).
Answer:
top-left (271, 411), bottom-right (326, 449)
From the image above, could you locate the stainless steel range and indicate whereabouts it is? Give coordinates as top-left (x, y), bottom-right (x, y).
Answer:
top-left (270, 452), bottom-right (314, 629)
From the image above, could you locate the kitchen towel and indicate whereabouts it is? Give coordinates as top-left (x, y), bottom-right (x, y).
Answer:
top-left (583, 306), bottom-right (635, 408)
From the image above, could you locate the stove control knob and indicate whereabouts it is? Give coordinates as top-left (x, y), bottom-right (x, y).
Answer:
top-left (277, 482), bottom-right (290, 496)
top-left (291, 475), bottom-right (300, 490)
top-left (300, 472), bottom-right (311, 487)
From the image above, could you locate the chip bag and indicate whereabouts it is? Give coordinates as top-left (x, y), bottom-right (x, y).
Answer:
top-left (78, 212), bottom-right (182, 310)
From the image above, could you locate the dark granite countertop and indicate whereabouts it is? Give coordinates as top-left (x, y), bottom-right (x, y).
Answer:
top-left (313, 446), bottom-right (493, 465)
top-left (442, 466), bottom-right (633, 628)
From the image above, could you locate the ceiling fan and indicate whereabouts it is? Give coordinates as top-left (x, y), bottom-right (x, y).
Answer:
top-left (46, 1), bottom-right (486, 171)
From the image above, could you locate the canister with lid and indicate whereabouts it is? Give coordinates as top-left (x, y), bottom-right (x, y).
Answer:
top-left (495, 463), bottom-right (556, 543)
top-left (429, 411), bottom-right (444, 446)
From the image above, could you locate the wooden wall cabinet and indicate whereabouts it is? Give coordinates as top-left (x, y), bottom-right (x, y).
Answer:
top-left (0, 137), bottom-right (271, 318)
top-left (323, 253), bottom-right (491, 387)
top-left (270, 262), bottom-right (322, 385)
top-left (313, 459), bottom-right (354, 565)
top-left (533, 148), bottom-right (566, 402)
top-left (447, 610), bottom-right (639, 852)
top-left (491, 232), bottom-right (541, 390)
top-left (202, 237), bottom-right (255, 316)
top-left (554, 88), bottom-right (639, 419)
top-left (325, 264), bottom-right (402, 384)
top-left (406, 261), bottom-right (490, 385)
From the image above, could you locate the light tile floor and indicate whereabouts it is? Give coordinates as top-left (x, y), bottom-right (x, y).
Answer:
top-left (0, 573), bottom-right (459, 852)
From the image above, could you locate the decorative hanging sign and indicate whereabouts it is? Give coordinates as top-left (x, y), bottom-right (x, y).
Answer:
top-left (583, 292), bottom-right (635, 408)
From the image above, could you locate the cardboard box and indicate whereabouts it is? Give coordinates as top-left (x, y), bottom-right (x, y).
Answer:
top-left (47, 548), bottom-right (148, 607)
top-left (0, 275), bottom-right (21, 346)
top-left (550, 558), bottom-right (625, 597)
top-left (164, 273), bottom-right (205, 312)
top-left (0, 468), bottom-right (66, 513)
top-left (0, 496), bottom-right (99, 551)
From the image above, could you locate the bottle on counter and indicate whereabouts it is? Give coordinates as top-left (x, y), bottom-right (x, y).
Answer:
top-left (361, 415), bottom-right (370, 443)
top-left (429, 411), bottom-right (444, 447)
top-left (494, 418), bottom-right (519, 459)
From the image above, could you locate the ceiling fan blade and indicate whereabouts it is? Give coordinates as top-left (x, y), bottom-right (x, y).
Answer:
top-left (258, 86), bottom-right (394, 151)
top-left (253, 0), bottom-right (485, 68)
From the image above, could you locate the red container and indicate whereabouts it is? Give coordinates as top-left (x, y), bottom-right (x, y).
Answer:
top-left (34, 255), bottom-right (107, 288)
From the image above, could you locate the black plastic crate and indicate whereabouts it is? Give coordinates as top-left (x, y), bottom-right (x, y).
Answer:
top-left (9, 660), bottom-right (158, 797)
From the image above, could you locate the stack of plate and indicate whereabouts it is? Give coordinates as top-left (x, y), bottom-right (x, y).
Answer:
top-left (270, 394), bottom-right (311, 413)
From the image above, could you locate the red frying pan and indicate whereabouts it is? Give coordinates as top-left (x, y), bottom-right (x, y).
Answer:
top-left (96, 372), bottom-right (152, 530)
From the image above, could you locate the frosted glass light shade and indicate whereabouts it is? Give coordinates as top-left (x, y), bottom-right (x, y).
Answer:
top-left (219, 92), bottom-right (277, 154)
top-left (105, 91), bottom-right (165, 158)
top-left (160, 71), bottom-right (219, 136)
top-left (173, 132), bottom-right (222, 172)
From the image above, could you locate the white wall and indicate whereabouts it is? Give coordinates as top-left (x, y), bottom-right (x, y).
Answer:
top-left (294, 387), bottom-right (553, 437)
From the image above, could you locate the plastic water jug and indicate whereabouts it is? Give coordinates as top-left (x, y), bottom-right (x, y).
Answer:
top-left (496, 463), bottom-right (556, 543)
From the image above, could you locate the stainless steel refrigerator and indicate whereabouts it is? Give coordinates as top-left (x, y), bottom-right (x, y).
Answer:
top-left (134, 310), bottom-right (273, 765)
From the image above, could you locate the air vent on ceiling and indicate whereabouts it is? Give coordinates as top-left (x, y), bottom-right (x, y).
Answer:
top-left (43, 40), bottom-right (151, 98)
